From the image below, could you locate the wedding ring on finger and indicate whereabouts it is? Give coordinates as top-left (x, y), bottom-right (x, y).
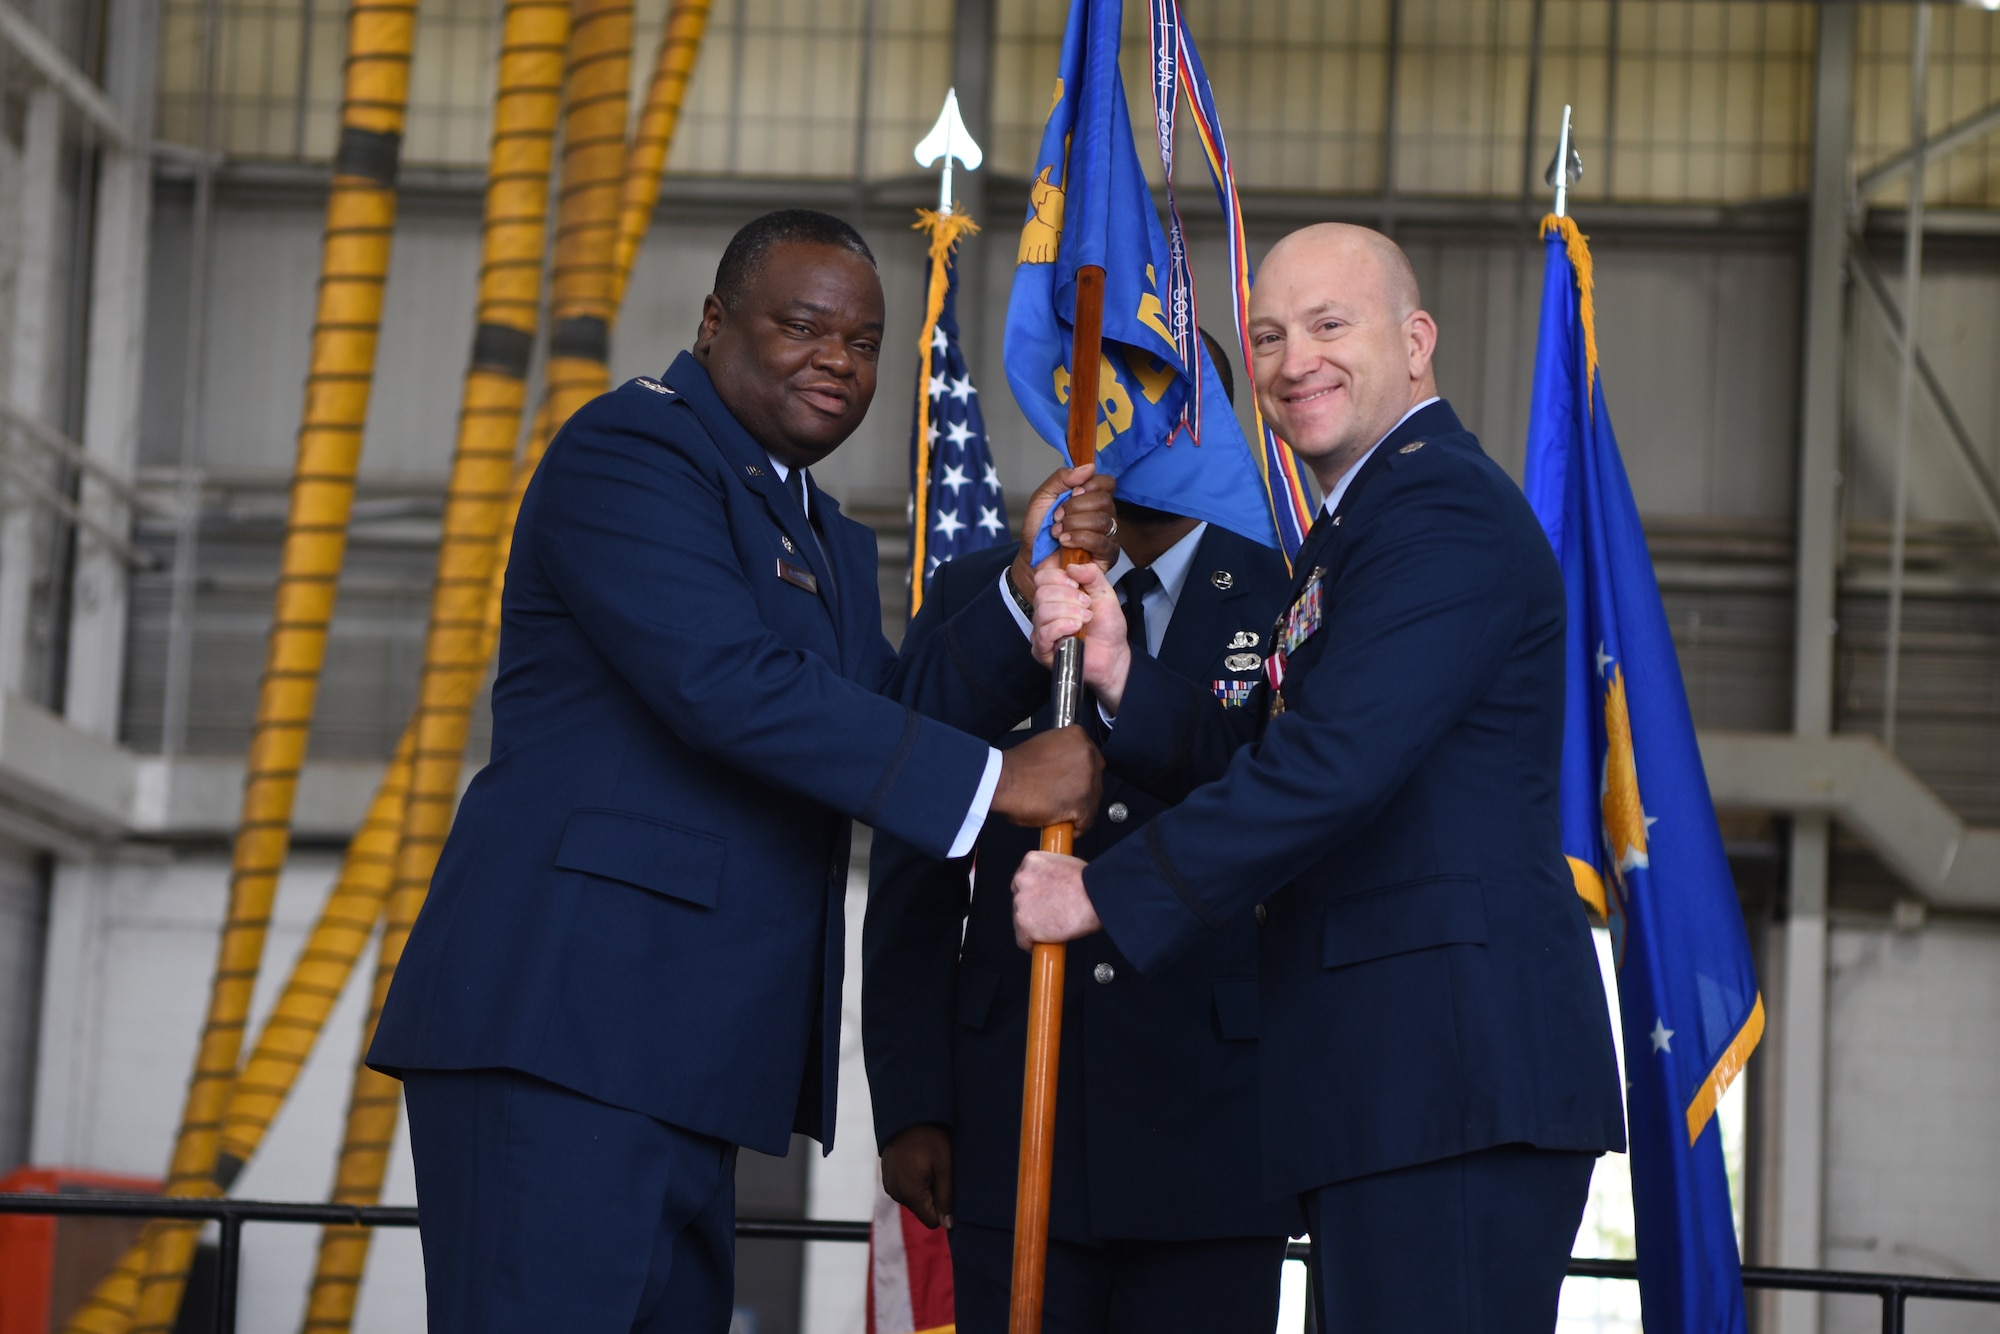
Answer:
top-left (1107, 518), bottom-right (1119, 539)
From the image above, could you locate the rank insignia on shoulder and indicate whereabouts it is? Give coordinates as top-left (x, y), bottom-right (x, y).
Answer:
top-left (634, 377), bottom-right (672, 394)
top-left (1398, 439), bottom-right (1426, 454)
top-left (1228, 630), bottom-right (1259, 650)
top-left (1224, 652), bottom-right (1262, 672)
top-left (1210, 570), bottom-right (1234, 590)
top-left (1212, 679), bottom-right (1255, 708)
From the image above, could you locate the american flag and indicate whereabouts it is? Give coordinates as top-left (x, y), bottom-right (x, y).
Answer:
top-left (909, 220), bottom-right (1007, 615)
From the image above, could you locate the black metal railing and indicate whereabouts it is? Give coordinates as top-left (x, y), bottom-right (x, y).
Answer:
top-left (4, 1192), bottom-right (1998, 1334)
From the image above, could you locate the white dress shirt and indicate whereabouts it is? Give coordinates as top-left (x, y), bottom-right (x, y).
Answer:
top-left (769, 455), bottom-right (998, 859)
top-left (1319, 396), bottom-right (1440, 518)
top-left (1097, 521), bottom-right (1208, 659)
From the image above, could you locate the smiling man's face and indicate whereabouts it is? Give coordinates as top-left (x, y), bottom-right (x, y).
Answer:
top-left (1247, 224), bottom-right (1437, 493)
top-left (694, 240), bottom-right (885, 468)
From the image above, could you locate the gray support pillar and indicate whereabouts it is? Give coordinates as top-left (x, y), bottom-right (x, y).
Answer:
top-left (949, 0), bottom-right (997, 407)
top-left (63, 0), bottom-right (159, 739)
top-left (1768, 7), bottom-right (1854, 1332)
top-left (949, 0), bottom-right (993, 232)
top-left (0, 83), bottom-right (63, 698)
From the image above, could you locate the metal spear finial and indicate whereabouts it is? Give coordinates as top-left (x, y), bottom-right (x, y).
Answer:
top-left (915, 87), bottom-right (983, 216)
top-left (1545, 104), bottom-right (1584, 217)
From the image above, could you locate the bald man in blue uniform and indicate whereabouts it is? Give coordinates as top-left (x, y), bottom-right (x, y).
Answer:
top-left (369, 210), bottom-right (1110, 1334)
top-left (1016, 224), bottom-right (1625, 1334)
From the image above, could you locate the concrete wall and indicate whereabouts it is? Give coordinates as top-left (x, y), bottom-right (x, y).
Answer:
top-left (1823, 919), bottom-right (2000, 1334)
top-left (0, 839), bottom-right (48, 1175)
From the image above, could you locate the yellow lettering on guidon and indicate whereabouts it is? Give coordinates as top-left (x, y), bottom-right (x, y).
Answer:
top-left (1125, 351), bottom-right (1174, 405)
top-left (1136, 263), bottom-right (1174, 347)
top-left (1054, 355), bottom-right (1137, 451)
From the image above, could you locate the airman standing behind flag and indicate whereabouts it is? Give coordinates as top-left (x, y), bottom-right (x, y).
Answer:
top-left (867, 332), bottom-right (1298, 1334)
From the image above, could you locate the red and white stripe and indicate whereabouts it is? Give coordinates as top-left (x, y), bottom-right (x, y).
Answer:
top-left (866, 1174), bottom-right (956, 1334)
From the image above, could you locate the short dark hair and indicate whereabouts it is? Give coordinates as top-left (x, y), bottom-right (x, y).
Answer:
top-left (1198, 327), bottom-right (1236, 406)
top-left (712, 209), bottom-right (876, 312)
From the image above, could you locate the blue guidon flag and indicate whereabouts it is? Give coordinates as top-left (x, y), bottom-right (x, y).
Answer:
top-left (1004, 0), bottom-right (1280, 564)
top-left (1524, 213), bottom-right (1764, 1334)
top-left (909, 209), bottom-right (1007, 615)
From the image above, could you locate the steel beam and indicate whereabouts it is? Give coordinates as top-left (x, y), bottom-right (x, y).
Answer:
top-left (1846, 239), bottom-right (2000, 541)
top-left (1699, 732), bottom-right (2000, 909)
top-left (948, 0), bottom-right (997, 415)
top-left (64, 0), bottom-right (162, 738)
top-left (1769, 7), bottom-right (1855, 1329)
top-left (1855, 97), bottom-right (2000, 203)
top-left (0, 0), bottom-right (135, 149)
top-left (0, 86), bottom-right (65, 698)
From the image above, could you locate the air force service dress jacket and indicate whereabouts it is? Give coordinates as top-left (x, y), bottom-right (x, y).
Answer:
top-left (1080, 400), bottom-right (1627, 1198)
top-left (369, 352), bottom-right (1048, 1157)
top-left (863, 526), bottom-right (1302, 1242)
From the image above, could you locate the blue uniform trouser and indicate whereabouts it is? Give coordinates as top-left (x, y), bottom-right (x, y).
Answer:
top-left (1305, 1143), bottom-right (1596, 1333)
top-left (402, 1067), bottom-right (738, 1334)
top-left (947, 1221), bottom-right (1288, 1334)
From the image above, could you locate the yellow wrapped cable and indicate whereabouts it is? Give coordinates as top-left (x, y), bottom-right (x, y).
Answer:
top-left (488, 0), bottom-right (708, 628)
top-left (217, 728), bottom-right (415, 1172)
top-left (75, 6), bottom-right (420, 1334)
top-left (543, 0), bottom-right (635, 436)
top-left (299, 4), bottom-right (575, 1325)
top-left (613, 0), bottom-right (711, 293)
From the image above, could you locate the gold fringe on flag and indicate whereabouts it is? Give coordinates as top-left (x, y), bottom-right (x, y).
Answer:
top-left (907, 207), bottom-right (980, 617)
top-left (1539, 213), bottom-right (1598, 400)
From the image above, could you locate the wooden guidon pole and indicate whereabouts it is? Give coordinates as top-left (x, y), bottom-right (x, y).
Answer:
top-left (1008, 264), bottom-right (1106, 1334)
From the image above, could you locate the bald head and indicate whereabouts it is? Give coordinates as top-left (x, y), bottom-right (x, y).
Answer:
top-left (1248, 223), bottom-right (1438, 491)
top-left (1266, 223), bottom-right (1423, 319)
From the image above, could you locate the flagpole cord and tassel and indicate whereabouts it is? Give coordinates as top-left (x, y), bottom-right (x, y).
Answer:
top-left (1009, 263), bottom-right (1105, 1334)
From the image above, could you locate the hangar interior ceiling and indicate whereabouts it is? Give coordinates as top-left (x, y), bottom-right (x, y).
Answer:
top-left (118, 0), bottom-right (2000, 876)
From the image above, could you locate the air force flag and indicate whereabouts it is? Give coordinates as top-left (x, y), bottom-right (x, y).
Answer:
top-left (1524, 214), bottom-right (1764, 1334)
top-left (1004, 0), bottom-right (1276, 560)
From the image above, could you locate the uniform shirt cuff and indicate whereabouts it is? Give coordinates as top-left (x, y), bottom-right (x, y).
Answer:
top-left (999, 567), bottom-right (1033, 638)
top-left (949, 747), bottom-right (1004, 858)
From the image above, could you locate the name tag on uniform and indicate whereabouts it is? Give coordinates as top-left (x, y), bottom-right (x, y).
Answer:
top-left (776, 559), bottom-right (819, 595)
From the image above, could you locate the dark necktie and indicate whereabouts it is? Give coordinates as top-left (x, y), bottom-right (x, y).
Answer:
top-left (785, 465), bottom-right (811, 524)
top-left (784, 466), bottom-right (834, 588)
top-left (1118, 566), bottom-right (1161, 659)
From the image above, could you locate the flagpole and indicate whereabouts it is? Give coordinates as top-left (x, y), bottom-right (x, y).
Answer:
top-left (1010, 263), bottom-right (1105, 1334)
